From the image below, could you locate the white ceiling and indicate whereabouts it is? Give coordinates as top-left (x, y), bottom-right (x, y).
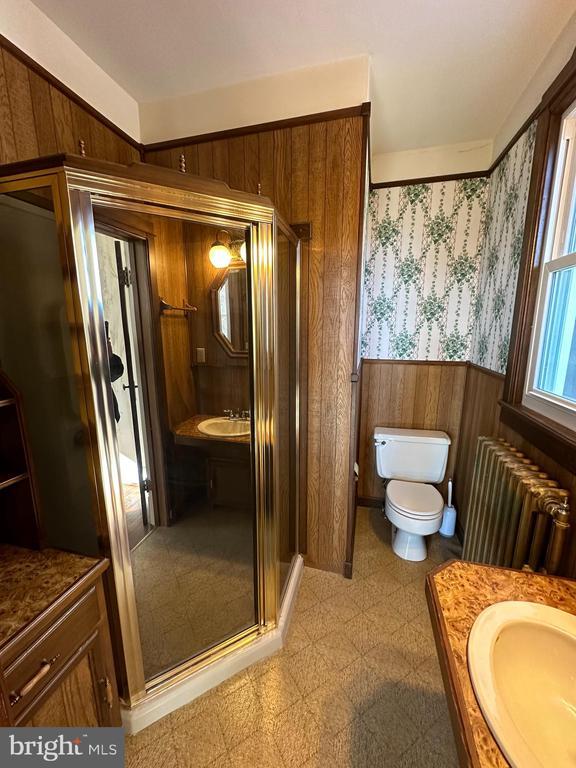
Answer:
top-left (30, 0), bottom-right (576, 154)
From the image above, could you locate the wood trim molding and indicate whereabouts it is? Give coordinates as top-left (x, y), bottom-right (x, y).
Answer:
top-left (0, 34), bottom-right (142, 152)
top-left (370, 169), bottom-right (489, 190)
top-left (503, 109), bottom-right (556, 403)
top-left (369, 45), bottom-right (576, 192)
top-left (345, 107), bottom-right (372, 579)
top-left (466, 361), bottom-right (506, 381)
top-left (488, 108), bottom-right (545, 175)
top-left (501, 46), bottom-right (576, 474)
top-left (143, 103), bottom-right (372, 152)
top-left (362, 358), bottom-right (468, 367)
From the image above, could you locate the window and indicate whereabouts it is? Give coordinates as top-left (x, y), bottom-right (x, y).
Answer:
top-left (524, 104), bottom-right (576, 430)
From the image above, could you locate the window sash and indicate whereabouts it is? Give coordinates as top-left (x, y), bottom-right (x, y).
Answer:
top-left (523, 106), bottom-right (576, 429)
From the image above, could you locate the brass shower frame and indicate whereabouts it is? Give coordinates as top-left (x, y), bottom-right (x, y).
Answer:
top-left (0, 158), bottom-right (300, 708)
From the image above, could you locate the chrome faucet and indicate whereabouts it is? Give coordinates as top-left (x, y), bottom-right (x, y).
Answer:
top-left (223, 409), bottom-right (251, 421)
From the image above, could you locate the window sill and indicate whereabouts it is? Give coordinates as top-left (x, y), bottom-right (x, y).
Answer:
top-left (500, 401), bottom-right (576, 475)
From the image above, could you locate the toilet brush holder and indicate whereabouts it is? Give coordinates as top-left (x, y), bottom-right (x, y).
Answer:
top-left (439, 478), bottom-right (457, 538)
top-left (439, 504), bottom-right (456, 537)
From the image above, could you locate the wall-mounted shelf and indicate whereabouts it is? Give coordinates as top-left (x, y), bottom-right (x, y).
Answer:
top-left (0, 370), bottom-right (41, 548)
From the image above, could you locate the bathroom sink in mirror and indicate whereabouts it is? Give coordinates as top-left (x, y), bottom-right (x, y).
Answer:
top-left (211, 263), bottom-right (248, 357)
top-left (197, 417), bottom-right (251, 437)
top-left (468, 600), bottom-right (576, 768)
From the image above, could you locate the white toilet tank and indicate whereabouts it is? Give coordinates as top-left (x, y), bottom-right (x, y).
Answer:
top-left (374, 427), bottom-right (451, 483)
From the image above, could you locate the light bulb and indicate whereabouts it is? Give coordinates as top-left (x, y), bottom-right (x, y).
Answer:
top-left (240, 242), bottom-right (247, 262)
top-left (209, 243), bottom-right (231, 268)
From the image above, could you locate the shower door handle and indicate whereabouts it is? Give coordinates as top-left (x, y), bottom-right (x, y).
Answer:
top-left (123, 383), bottom-right (139, 391)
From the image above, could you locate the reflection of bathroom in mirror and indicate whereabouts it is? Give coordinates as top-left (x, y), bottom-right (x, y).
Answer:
top-left (90, 211), bottom-right (255, 681)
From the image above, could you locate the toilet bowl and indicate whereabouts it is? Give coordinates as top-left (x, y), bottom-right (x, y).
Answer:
top-left (374, 427), bottom-right (451, 562)
top-left (385, 480), bottom-right (444, 561)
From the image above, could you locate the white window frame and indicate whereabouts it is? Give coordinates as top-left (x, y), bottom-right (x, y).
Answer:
top-left (524, 104), bottom-right (576, 431)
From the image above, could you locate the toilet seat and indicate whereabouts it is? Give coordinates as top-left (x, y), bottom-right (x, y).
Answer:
top-left (386, 480), bottom-right (444, 519)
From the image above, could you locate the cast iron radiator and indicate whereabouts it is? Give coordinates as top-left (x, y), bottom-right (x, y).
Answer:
top-left (462, 437), bottom-right (571, 575)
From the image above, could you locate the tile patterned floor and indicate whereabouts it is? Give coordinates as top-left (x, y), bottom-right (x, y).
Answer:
top-left (132, 505), bottom-right (255, 679)
top-left (126, 506), bottom-right (461, 767)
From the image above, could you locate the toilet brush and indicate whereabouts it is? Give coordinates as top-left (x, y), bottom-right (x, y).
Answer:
top-left (439, 478), bottom-right (457, 538)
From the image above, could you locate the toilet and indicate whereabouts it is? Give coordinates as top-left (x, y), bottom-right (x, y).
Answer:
top-left (374, 427), bottom-right (451, 562)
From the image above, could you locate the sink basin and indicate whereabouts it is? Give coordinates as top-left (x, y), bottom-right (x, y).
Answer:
top-left (197, 417), bottom-right (251, 437)
top-left (468, 600), bottom-right (576, 768)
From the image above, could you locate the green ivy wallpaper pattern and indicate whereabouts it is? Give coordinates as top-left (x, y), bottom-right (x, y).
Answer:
top-left (361, 177), bottom-right (489, 361)
top-left (470, 122), bottom-right (537, 373)
top-left (361, 122), bottom-right (537, 372)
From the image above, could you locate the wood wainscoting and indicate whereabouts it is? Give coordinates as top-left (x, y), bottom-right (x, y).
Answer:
top-left (0, 37), bottom-right (140, 165)
top-left (498, 423), bottom-right (576, 577)
top-left (450, 362), bottom-right (576, 577)
top-left (452, 363), bottom-right (505, 534)
top-left (144, 109), bottom-right (369, 573)
top-left (357, 360), bottom-right (467, 506)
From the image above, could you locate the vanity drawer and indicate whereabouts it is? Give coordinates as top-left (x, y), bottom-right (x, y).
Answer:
top-left (4, 586), bottom-right (100, 719)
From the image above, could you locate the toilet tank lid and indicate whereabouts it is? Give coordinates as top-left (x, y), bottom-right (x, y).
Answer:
top-left (374, 427), bottom-right (451, 445)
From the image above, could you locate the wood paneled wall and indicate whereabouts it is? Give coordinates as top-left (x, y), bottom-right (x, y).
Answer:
top-left (152, 218), bottom-right (196, 429)
top-left (0, 40), bottom-right (140, 166)
top-left (0, 32), bottom-right (367, 573)
top-left (358, 360), bottom-right (467, 503)
top-left (453, 363), bottom-right (576, 577)
top-left (499, 422), bottom-right (576, 577)
top-left (145, 115), bottom-right (367, 572)
top-left (452, 364), bottom-right (504, 531)
top-left (184, 222), bottom-right (250, 416)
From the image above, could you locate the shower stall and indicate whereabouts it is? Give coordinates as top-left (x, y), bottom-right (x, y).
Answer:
top-left (0, 156), bottom-right (301, 726)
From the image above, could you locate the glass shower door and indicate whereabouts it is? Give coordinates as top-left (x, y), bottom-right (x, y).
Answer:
top-left (92, 208), bottom-right (258, 683)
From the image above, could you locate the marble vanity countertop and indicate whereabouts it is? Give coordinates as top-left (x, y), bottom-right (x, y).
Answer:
top-left (426, 559), bottom-right (576, 767)
top-left (0, 545), bottom-right (104, 647)
top-left (173, 414), bottom-right (251, 445)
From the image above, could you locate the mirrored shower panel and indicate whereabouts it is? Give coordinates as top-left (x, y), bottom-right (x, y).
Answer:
top-left (0, 157), bottom-right (301, 707)
top-left (93, 214), bottom-right (257, 680)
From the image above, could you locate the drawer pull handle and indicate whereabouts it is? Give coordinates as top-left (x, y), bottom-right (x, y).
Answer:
top-left (9, 654), bottom-right (61, 706)
top-left (99, 676), bottom-right (114, 709)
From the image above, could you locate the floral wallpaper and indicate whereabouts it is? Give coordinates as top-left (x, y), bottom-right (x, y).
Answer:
top-left (361, 122), bottom-right (537, 372)
top-left (361, 177), bottom-right (489, 360)
top-left (470, 122), bottom-right (537, 373)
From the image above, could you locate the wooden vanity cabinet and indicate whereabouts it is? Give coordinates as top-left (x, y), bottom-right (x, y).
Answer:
top-left (207, 456), bottom-right (252, 510)
top-left (0, 562), bottom-right (120, 727)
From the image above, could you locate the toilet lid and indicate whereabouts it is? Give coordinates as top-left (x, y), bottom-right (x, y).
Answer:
top-left (387, 480), bottom-right (444, 518)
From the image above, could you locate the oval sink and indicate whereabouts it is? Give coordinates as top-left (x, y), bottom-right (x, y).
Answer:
top-left (468, 600), bottom-right (576, 768)
top-left (197, 417), bottom-right (251, 437)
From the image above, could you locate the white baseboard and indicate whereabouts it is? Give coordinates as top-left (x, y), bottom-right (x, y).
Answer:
top-left (122, 554), bottom-right (304, 734)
